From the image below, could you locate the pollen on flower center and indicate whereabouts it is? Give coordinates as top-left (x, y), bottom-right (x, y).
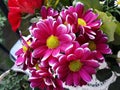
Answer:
top-left (46, 35), bottom-right (60, 49)
top-left (117, 0), bottom-right (120, 5)
top-left (69, 60), bottom-right (82, 72)
top-left (22, 46), bottom-right (28, 53)
top-left (78, 18), bottom-right (86, 26)
top-left (88, 41), bottom-right (96, 51)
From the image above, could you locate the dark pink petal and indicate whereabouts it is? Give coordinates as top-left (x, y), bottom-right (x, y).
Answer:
top-left (96, 51), bottom-right (104, 61)
top-left (79, 69), bottom-right (92, 82)
top-left (75, 2), bottom-right (84, 17)
top-left (84, 10), bottom-right (98, 24)
top-left (74, 47), bottom-right (84, 58)
top-left (84, 60), bottom-right (99, 68)
top-left (73, 72), bottom-right (80, 86)
top-left (67, 54), bottom-right (77, 61)
top-left (100, 48), bottom-right (112, 54)
top-left (33, 46), bottom-right (46, 58)
top-left (97, 44), bottom-right (109, 50)
top-left (66, 14), bottom-right (75, 25)
top-left (41, 6), bottom-right (47, 19)
top-left (83, 66), bottom-right (96, 74)
top-left (41, 49), bottom-right (53, 61)
top-left (65, 73), bottom-right (73, 85)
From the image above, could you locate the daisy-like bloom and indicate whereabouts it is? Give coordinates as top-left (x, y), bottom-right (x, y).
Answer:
top-left (52, 42), bottom-right (99, 86)
top-left (115, 0), bottom-right (120, 8)
top-left (77, 30), bottom-right (112, 62)
top-left (30, 16), bottom-right (75, 61)
top-left (60, 2), bottom-right (101, 39)
top-left (8, 0), bottom-right (43, 31)
top-left (40, 6), bottom-right (59, 19)
top-left (29, 66), bottom-right (64, 90)
top-left (15, 36), bottom-right (36, 70)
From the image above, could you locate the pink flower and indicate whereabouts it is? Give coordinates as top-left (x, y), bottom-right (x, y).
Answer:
top-left (60, 2), bottom-right (101, 39)
top-left (40, 6), bottom-right (59, 19)
top-left (29, 67), bottom-right (64, 90)
top-left (77, 30), bottom-right (112, 62)
top-left (52, 43), bottom-right (99, 86)
top-left (15, 37), bottom-right (36, 70)
top-left (30, 17), bottom-right (75, 61)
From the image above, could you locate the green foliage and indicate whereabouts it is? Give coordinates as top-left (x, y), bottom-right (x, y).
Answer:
top-left (0, 70), bottom-right (32, 90)
top-left (0, 14), bottom-right (6, 43)
top-left (95, 9), bottom-right (117, 42)
top-left (96, 69), bottom-right (112, 82)
top-left (74, 0), bottom-right (102, 10)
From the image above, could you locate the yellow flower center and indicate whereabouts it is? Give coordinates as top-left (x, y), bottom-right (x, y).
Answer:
top-left (88, 41), bottom-right (96, 51)
top-left (78, 18), bottom-right (86, 26)
top-left (35, 64), bottom-right (40, 70)
top-left (22, 46), bottom-right (28, 53)
top-left (22, 41), bottom-right (31, 53)
top-left (117, 0), bottom-right (120, 5)
top-left (69, 60), bottom-right (82, 72)
top-left (46, 35), bottom-right (60, 49)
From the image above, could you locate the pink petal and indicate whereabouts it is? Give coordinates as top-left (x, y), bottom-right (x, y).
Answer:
top-left (52, 48), bottom-right (60, 57)
top-left (79, 69), bottom-right (92, 82)
top-left (41, 49), bottom-right (53, 61)
top-left (33, 46), bottom-right (46, 58)
top-left (56, 24), bottom-right (67, 36)
top-left (59, 34), bottom-right (72, 42)
top-left (84, 60), bottom-right (99, 68)
top-left (75, 2), bottom-right (84, 17)
top-left (83, 66), bottom-right (96, 74)
top-left (67, 54), bottom-right (77, 61)
top-left (15, 56), bottom-right (24, 65)
top-left (41, 6), bottom-right (47, 19)
top-left (74, 48), bottom-right (84, 58)
top-left (73, 72), bottom-right (80, 86)
top-left (65, 73), bottom-right (73, 85)
top-left (15, 48), bottom-right (23, 55)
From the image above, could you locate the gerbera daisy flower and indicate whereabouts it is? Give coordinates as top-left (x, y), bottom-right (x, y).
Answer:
top-left (15, 36), bottom-right (36, 70)
top-left (30, 17), bottom-right (75, 61)
top-left (52, 43), bottom-right (99, 86)
top-left (29, 66), bottom-right (64, 90)
top-left (60, 2), bottom-right (101, 39)
top-left (76, 30), bottom-right (112, 62)
top-left (8, 0), bottom-right (43, 31)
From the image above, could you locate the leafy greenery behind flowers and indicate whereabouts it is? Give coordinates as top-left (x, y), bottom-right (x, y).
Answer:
top-left (0, 70), bottom-right (32, 90)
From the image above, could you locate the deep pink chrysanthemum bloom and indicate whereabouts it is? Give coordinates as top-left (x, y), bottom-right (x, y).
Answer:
top-left (15, 37), bottom-right (36, 70)
top-left (29, 67), bottom-right (64, 90)
top-left (60, 2), bottom-right (101, 39)
top-left (30, 17), bottom-right (75, 61)
top-left (76, 30), bottom-right (112, 62)
top-left (40, 6), bottom-right (59, 19)
top-left (52, 43), bottom-right (99, 86)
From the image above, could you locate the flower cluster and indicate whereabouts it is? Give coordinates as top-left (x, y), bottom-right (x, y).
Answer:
top-left (8, 1), bottom-right (112, 90)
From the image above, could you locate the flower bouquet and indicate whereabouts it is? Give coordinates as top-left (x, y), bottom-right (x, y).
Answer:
top-left (5, 0), bottom-right (120, 90)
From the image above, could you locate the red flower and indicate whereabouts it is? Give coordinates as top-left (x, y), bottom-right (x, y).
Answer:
top-left (8, 0), bottom-right (43, 32)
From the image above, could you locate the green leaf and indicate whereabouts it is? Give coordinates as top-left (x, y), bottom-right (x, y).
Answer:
top-left (108, 77), bottom-right (120, 90)
top-left (96, 69), bottom-right (112, 81)
top-left (95, 9), bottom-right (117, 42)
top-left (115, 22), bottom-right (120, 36)
top-left (74, 0), bottom-right (102, 10)
top-left (0, 70), bottom-right (32, 90)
